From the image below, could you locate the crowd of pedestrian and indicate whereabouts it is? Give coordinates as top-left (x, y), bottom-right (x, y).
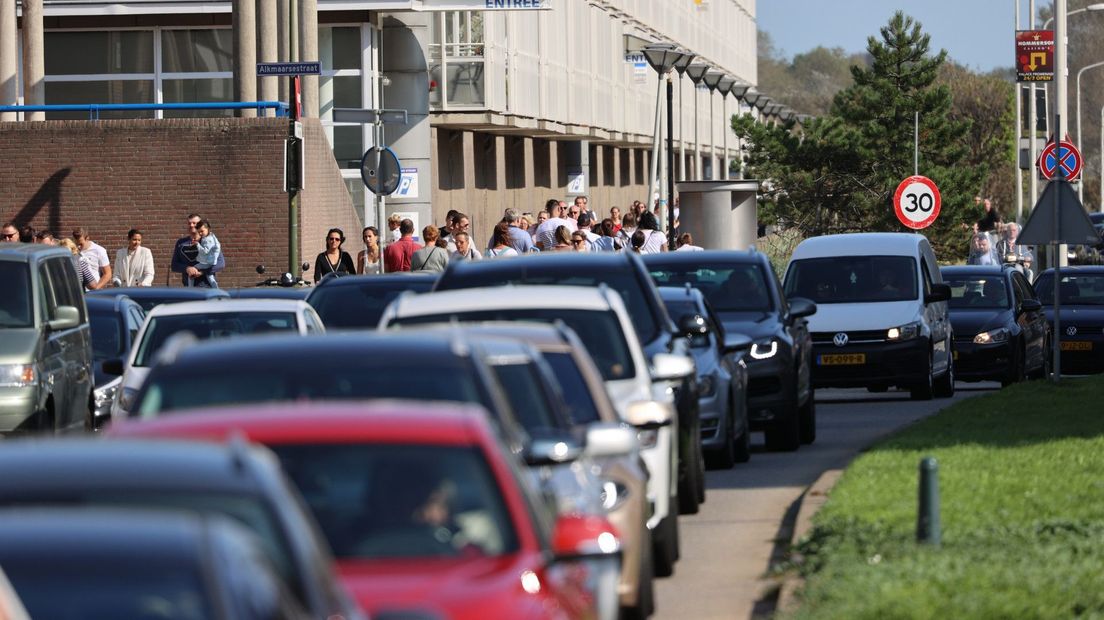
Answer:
top-left (963, 196), bottom-right (1035, 279)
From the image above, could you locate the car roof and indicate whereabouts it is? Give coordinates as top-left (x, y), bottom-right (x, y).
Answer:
top-left (940, 265), bottom-right (1009, 276)
top-left (657, 285), bottom-right (706, 304)
top-left (0, 439), bottom-right (276, 496)
top-left (89, 287), bottom-right (230, 299)
top-left (85, 294), bottom-right (140, 314)
top-left (442, 250), bottom-right (637, 276)
top-left (447, 322), bottom-right (574, 349)
top-left (314, 273), bottom-right (438, 289)
top-left (0, 243), bottom-right (71, 262)
top-left (144, 331), bottom-right (474, 370)
top-left (227, 287), bottom-right (312, 300)
top-left (1037, 266), bottom-right (1104, 276)
top-left (145, 298), bottom-right (311, 317)
top-left (387, 285), bottom-right (617, 318)
top-left (642, 250), bottom-right (763, 266)
top-left (111, 401), bottom-right (494, 447)
top-left (791, 232), bottom-right (929, 260)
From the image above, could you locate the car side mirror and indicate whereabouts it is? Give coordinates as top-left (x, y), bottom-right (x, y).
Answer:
top-left (101, 358), bottom-right (125, 377)
top-left (925, 283), bottom-right (951, 304)
top-left (1020, 299), bottom-right (1042, 314)
top-left (522, 430), bottom-right (584, 467)
top-left (48, 305), bottom-right (80, 331)
top-left (722, 333), bottom-right (753, 355)
top-left (650, 353), bottom-right (694, 381)
top-left (551, 514), bottom-right (621, 563)
top-left (678, 313), bottom-right (710, 337)
top-left (584, 423), bottom-right (637, 458)
top-left (787, 296), bottom-right (817, 319)
top-left (622, 400), bottom-right (673, 430)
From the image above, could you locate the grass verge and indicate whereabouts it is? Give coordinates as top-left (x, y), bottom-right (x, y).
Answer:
top-left (786, 375), bottom-right (1104, 619)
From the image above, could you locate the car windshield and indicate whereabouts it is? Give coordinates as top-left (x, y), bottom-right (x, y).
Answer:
top-left (945, 276), bottom-right (1011, 309)
top-left (271, 444), bottom-right (519, 560)
top-left (133, 312), bottom-right (299, 367)
top-left (0, 263), bottom-right (32, 328)
top-left (1035, 273), bottom-right (1104, 305)
top-left (136, 360), bottom-right (486, 416)
top-left (89, 311), bottom-right (123, 360)
top-left (650, 264), bottom-right (772, 312)
top-left (784, 256), bottom-right (918, 304)
top-left (308, 281), bottom-right (433, 329)
top-left (391, 309), bottom-right (636, 381)
top-left (542, 352), bottom-right (602, 425)
top-left (438, 267), bottom-right (660, 342)
top-left (5, 556), bottom-right (214, 620)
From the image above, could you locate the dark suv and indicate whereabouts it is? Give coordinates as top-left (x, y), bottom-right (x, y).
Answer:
top-left (434, 252), bottom-right (707, 513)
top-left (644, 251), bottom-right (817, 451)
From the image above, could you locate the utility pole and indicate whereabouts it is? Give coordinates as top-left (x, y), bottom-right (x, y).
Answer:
top-left (1056, 0), bottom-right (1069, 268)
top-left (1029, 0), bottom-right (1039, 209)
top-left (1015, 0), bottom-right (1023, 222)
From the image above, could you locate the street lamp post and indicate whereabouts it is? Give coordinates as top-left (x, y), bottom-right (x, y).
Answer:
top-left (685, 63), bottom-right (709, 180)
top-left (703, 70), bottom-right (726, 180)
top-left (731, 84), bottom-right (750, 178)
top-left (1076, 60), bottom-right (1104, 203)
top-left (673, 53), bottom-right (694, 183)
top-left (643, 43), bottom-right (694, 250)
top-left (717, 76), bottom-right (735, 179)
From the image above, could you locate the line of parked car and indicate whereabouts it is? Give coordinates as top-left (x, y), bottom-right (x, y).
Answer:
top-left (1, 231), bottom-right (1101, 618)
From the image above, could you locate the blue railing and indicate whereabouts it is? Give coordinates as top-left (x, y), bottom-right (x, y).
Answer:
top-left (0, 101), bottom-right (289, 120)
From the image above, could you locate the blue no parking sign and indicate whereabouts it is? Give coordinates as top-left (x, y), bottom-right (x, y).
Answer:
top-left (1039, 139), bottom-right (1083, 181)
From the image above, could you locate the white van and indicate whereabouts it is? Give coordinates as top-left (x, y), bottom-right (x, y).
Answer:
top-left (782, 233), bottom-right (954, 399)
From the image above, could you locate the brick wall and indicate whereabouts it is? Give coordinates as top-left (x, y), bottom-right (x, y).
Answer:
top-left (0, 117), bottom-right (353, 288)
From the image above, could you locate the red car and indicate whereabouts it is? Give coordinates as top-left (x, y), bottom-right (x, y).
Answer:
top-left (110, 402), bottom-right (621, 620)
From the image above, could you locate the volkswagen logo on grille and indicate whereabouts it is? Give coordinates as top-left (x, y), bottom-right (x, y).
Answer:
top-left (1067, 326), bottom-right (1078, 336)
top-left (833, 332), bottom-right (849, 347)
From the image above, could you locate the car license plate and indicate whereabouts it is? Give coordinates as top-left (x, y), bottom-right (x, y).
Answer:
top-left (1061, 341), bottom-right (1092, 351)
top-left (953, 350), bottom-right (959, 360)
top-left (819, 353), bottom-right (866, 365)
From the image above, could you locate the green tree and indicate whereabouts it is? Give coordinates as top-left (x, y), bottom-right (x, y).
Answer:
top-left (738, 12), bottom-right (986, 260)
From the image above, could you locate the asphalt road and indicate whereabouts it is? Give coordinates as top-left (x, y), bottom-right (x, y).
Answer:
top-left (654, 382), bottom-right (999, 620)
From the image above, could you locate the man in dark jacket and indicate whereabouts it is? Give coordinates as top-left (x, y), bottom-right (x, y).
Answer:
top-left (169, 213), bottom-right (225, 286)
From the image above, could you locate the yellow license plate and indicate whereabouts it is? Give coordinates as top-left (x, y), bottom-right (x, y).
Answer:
top-left (1061, 341), bottom-right (1093, 351)
top-left (953, 350), bottom-right (959, 360)
top-left (819, 353), bottom-right (866, 365)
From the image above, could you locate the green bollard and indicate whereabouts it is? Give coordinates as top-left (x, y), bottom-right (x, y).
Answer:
top-left (917, 456), bottom-right (941, 547)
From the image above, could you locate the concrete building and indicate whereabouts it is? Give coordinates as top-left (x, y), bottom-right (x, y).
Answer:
top-left (1, 0), bottom-right (759, 280)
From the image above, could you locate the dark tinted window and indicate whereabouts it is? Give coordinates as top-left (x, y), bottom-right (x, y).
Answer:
top-left (273, 444), bottom-right (519, 560)
top-left (392, 309), bottom-right (636, 381)
top-left (0, 262), bottom-right (32, 327)
top-left (308, 281), bottom-right (433, 329)
top-left (5, 556), bottom-right (215, 620)
top-left (784, 256), bottom-right (918, 304)
top-left (133, 312), bottom-right (299, 366)
top-left (945, 276), bottom-right (1011, 309)
top-left (137, 359), bottom-right (485, 415)
top-left (1035, 273), bottom-right (1104, 305)
top-left (438, 267), bottom-right (660, 341)
top-left (542, 352), bottom-right (601, 425)
top-left (46, 257), bottom-right (86, 321)
top-left (490, 362), bottom-right (561, 432)
top-left (89, 310), bottom-right (123, 359)
top-left (650, 264), bottom-right (772, 312)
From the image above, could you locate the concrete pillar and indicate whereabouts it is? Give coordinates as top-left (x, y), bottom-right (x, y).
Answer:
top-left (298, 0), bottom-right (319, 117)
top-left (20, 0), bottom-right (43, 120)
top-left (256, 0), bottom-right (278, 116)
top-left (380, 13), bottom-right (433, 229)
top-left (277, 0), bottom-right (289, 103)
top-left (232, 0), bottom-right (258, 117)
top-left (564, 140), bottom-right (589, 198)
top-left (0, 0), bottom-right (17, 120)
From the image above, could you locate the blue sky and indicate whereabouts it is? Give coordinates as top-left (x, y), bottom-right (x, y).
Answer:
top-left (757, 0), bottom-right (1038, 72)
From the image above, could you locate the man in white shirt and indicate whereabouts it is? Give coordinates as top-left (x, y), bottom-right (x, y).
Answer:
top-left (534, 199), bottom-right (578, 251)
top-left (73, 227), bottom-right (112, 289)
top-left (576, 212), bottom-right (601, 251)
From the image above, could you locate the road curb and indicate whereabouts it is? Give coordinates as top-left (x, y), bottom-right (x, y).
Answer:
top-left (774, 468), bottom-right (843, 615)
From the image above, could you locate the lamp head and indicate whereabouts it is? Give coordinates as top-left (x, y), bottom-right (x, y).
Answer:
top-left (702, 70), bottom-right (725, 92)
top-left (742, 89), bottom-right (761, 105)
top-left (642, 43), bottom-right (685, 74)
top-left (717, 77), bottom-right (736, 94)
top-left (755, 95), bottom-right (773, 111)
top-left (673, 51), bottom-right (696, 75)
top-left (685, 63), bottom-right (710, 84)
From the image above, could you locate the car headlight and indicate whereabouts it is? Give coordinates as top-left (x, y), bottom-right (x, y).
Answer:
top-left (974, 328), bottom-right (1009, 344)
top-left (0, 364), bottom-right (36, 388)
top-left (600, 480), bottom-right (630, 512)
top-left (698, 374), bottom-right (716, 397)
top-left (94, 383), bottom-right (119, 411)
top-left (117, 387), bottom-right (140, 414)
top-left (749, 341), bottom-right (778, 360)
top-left (887, 322), bottom-right (922, 341)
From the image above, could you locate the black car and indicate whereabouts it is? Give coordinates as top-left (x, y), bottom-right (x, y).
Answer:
top-left (941, 265), bottom-right (1049, 385)
top-left (434, 251), bottom-right (706, 513)
top-left (306, 273), bottom-right (437, 329)
top-left (0, 439), bottom-right (362, 619)
top-left (0, 508), bottom-right (307, 619)
top-left (643, 251), bottom-right (817, 451)
top-left (1034, 266), bottom-right (1104, 374)
top-left (86, 294), bottom-right (145, 427)
top-left (658, 286), bottom-right (751, 468)
top-left (88, 286), bottom-right (230, 312)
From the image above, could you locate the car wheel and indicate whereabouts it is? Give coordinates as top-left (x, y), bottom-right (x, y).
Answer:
top-left (1001, 345), bottom-right (1026, 387)
top-left (623, 529), bottom-right (655, 619)
top-left (765, 407), bottom-right (800, 452)
top-left (1029, 339), bottom-right (1052, 380)
top-left (652, 506), bottom-right (679, 578)
top-left (910, 351), bottom-right (935, 400)
top-left (705, 413), bottom-right (737, 470)
top-left (934, 349), bottom-right (955, 398)
top-left (799, 391), bottom-right (817, 444)
top-left (678, 450), bottom-right (701, 515)
top-left (734, 412), bottom-right (752, 464)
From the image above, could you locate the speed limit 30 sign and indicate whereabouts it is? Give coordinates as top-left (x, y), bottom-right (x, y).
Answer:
top-left (893, 175), bottom-right (941, 230)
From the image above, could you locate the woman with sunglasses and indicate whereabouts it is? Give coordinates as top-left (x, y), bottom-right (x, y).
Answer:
top-left (314, 228), bottom-right (356, 283)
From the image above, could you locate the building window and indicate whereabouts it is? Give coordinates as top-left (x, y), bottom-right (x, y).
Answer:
top-left (161, 29), bottom-right (233, 73)
top-left (45, 31), bottom-right (154, 75)
top-left (429, 11), bottom-right (485, 110)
